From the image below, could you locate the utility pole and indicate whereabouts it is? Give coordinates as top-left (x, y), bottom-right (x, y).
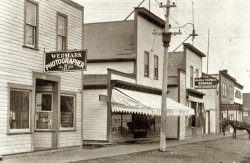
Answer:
top-left (207, 29), bottom-right (210, 74)
top-left (159, 0), bottom-right (178, 152)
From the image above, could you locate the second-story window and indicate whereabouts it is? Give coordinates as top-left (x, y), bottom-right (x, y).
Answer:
top-left (24, 0), bottom-right (38, 48)
top-left (190, 66), bottom-right (193, 87)
top-left (196, 69), bottom-right (199, 78)
top-left (154, 55), bottom-right (158, 80)
top-left (144, 51), bottom-right (149, 77)
top-left (57, 13), bottom-right (67, 51)
top-left (222, 83), bottom-right (227, 97)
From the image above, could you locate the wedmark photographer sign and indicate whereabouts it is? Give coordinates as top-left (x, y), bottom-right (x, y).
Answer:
top-left (44, 50), bottom-right (87, 72)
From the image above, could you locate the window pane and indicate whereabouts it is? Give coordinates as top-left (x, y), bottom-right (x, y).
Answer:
top-left (154, 56), bottom-right (158, 68)
top-left (144, 52), bottom-right (149, 65)
top-left (25, 25), bottom-right (35, 46)
top-left (42, 94), bottom-right (52, 111)
top-left (58, 15), bottom-right (66, 36)
top-left (35, 93), bottom-right (52, 130)
top-left (144, 52), bottom-right (149, 76)
top-left (61, 95), bottom-right (74, 128)
top-left (10, 90), bottom-right (30, 129)
top-left (57, 36), bottom-right (66, 51)
top-left (57, 36), bottom-right (63, 51)
top-left (26, 1), bottom-right (36, 26)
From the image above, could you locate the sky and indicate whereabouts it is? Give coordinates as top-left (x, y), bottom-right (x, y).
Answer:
top-left (73, 0), bottom-right (250, 92)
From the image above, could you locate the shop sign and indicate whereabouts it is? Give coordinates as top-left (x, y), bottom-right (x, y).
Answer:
top-left (44, 50), bottom-right (87, 72)
top-left (194, 74), bottom-right (218, 89)
top-left (221, 104), bottom-right (242, 111)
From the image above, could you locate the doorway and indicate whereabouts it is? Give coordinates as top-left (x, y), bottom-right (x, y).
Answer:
top-left (33, 72), bottom-right (60, 151)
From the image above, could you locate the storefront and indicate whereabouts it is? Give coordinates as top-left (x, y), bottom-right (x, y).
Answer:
top-left (221, 104), bottom-right (243, 133)
top-left (109, 87), bottom-right (194, 141)
top-left (186, 89), bottom-right (205, 137)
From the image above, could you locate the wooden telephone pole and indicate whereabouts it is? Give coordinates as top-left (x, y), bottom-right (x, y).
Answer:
top-left (159, 0), bottom-right (178, 152)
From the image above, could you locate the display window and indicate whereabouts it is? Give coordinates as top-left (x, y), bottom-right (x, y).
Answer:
top-left (9, 89), bottom-right (31, 133)
top-left (60, 94), bottom-right (75, 130)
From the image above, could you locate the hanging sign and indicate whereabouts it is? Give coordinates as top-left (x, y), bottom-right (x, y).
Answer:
top-left (194, 73), bottom-right (218, 89)
top-left (44, 50), bottom-right (87, 72)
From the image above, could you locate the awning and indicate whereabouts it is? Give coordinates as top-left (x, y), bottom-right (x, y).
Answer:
top-left (111, 88), bottom-right (194, 116)
top-left (187, 95), bottom-right (204, 103)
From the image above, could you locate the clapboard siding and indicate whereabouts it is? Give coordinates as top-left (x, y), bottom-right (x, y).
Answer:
top-left (86, 62), bottom-right (134, 75)
top-left (136, 15), bottom-right (164, 89)
top-left (0, 0), bottom-right (83, 155)
top-left (83, 89), bottom-right (107, 141)
top-left (59, 131), bottom-right (81, 147)
top-left (34, 132), bottom-right (52, 148)
top-left (166, 116), bottom-right (179, 139)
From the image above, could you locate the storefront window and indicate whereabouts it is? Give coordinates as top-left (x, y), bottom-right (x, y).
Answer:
top-left (9, 89), bottom-right (30, 130)
top-left (60, 95), bottom-right (75, 128)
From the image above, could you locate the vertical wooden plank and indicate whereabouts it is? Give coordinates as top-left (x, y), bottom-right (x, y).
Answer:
top-left (52, 81), bottom-right (60, 148)
top-left (107, 69), bottom-right (112, 142)
top-left (31, 76), bottom-right (36, 151)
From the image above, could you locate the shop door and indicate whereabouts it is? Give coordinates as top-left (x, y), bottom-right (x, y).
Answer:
top-left (132, 114), bottom-right (148, 138)
top-left (34, 79), bottom-right (59, 150)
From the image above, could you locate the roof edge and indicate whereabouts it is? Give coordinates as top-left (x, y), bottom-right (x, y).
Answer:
top-left (61, 0), bottom-right (83, 11)
top-left (184, 43), bottom-right (206, 58)
top-left (135, 7), bottom-right (165, 28)
top-left (88, 58), bottom-right (136, 63)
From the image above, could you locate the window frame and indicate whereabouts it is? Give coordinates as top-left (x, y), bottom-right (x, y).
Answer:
top-left (153, 55), bottom-right (159, 80)
top-left (7, 83), bottom-right (33, 134)
top-left (23, 0), bottom-right (39, 50)
top-left (144, 51), bottom-right (150, 77)
top-left (56, 12), bottom-right (68, 51)
top-left (190, 66), bottom-right (193, 87)
top-left (60, 92), bottom-right (76, 131)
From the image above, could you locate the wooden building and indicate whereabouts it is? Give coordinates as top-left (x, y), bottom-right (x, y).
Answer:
top-left (0, 0), bottom-right (84, 155)
top-left (219, 70), bottom-right (244, 133)
top-left (167, 43), bottom-right (208, 137)
top-left (83, 8), bottom-right (194, 142)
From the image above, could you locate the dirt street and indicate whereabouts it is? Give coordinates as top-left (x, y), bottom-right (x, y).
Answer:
top-left (82, 134), bottom-right (250, 163)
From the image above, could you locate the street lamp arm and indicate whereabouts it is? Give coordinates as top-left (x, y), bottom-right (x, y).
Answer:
top-left (171, 23), bottom-right (195, 29)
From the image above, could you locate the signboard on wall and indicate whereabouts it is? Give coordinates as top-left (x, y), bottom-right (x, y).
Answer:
top-left (44, 50), bottom-right (87, 72)
top-left (194, 73), bottom-right (218, 89)
top-left (221, 104), bottom-right (242, 111)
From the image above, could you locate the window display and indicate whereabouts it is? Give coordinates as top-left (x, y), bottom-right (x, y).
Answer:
top-left (9, 89), bottom-right (30, 130)
top-left (60, 95), bottom-right (75, 128)
top-left (36, 93), bottom-right (52, 130)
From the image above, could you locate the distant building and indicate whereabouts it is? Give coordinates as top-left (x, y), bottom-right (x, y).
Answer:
top-left (218, 70), bottom-right (244, 133)
top-left (243, 93), bottom-right (250, 124)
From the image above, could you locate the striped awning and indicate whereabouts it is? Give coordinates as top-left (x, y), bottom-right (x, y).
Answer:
top-left (111, 88), bottom-right (194, 116)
